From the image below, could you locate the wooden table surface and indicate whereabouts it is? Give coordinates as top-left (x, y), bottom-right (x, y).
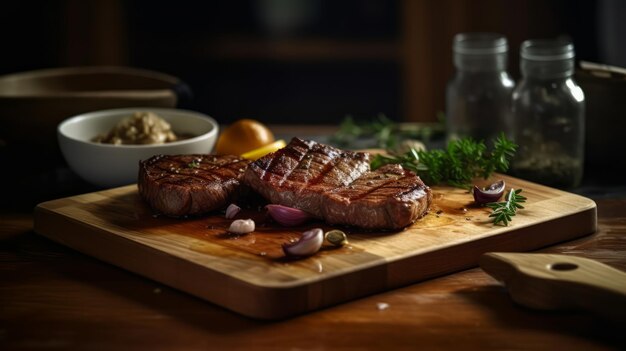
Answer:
top-left (2, 201), bottom-right (625, 350)
top-left (0, 199), bottom-right (626, 350)
top-left (1, 128), bottom-right (625, 350)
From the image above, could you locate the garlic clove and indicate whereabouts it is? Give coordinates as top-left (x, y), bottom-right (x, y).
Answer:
top-left (283, 228), bottom-right (324, 257)
top-left (266, 204), bottom-right (312, 226)
top-left (473, 180), bottom-right (506, 205)
top-left (225, 203), bottom-right (241, 219)
top-left (228, 218), bottom-right (255, 235)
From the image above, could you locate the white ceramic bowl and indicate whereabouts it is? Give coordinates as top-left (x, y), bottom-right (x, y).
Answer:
top-left (58, 107), bottom-right (219, 188)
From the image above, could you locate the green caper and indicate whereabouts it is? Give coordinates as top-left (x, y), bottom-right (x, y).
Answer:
top-left (325, 230), bottom-right (348, 247)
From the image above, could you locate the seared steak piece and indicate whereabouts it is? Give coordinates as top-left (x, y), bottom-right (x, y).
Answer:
top-left (244, 138), bottom-right (431, 230)
top-left (322, 164), bottom-right (432, 229)
top-left (244, 138), bottom-right (370, 208)
top-left (139, 154), bottom-right (251, 217)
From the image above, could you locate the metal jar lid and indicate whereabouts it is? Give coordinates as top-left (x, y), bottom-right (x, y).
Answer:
top-left (520, 39), bottom-right (575, 61)
top-left (453, 33), bottom-right (508, 55)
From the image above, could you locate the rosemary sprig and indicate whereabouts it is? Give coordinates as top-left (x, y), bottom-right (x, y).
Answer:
top-left (370, 148), bottom-right (426, 174)
top-left (486, 189), bottom-right (527, 226)
top-left (371, 133), bottom-right (518, 188)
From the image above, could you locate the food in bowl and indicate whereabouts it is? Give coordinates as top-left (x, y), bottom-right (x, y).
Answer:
top-left (58, 107), bottom-right (218, 188)
top-left (92, 111), bottom-right (182, 145)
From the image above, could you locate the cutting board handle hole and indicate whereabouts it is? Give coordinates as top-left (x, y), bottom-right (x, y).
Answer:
top-left (549, 262), bottom-right (579, 271)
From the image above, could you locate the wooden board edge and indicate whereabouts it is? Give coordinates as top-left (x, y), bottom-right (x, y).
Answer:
top-left (385, 202), bottom-right (597, 287)
top-left (32, 192), bottom-right (598, 320)
top-left (259, 202), bottom-right (600, 320)
top-left (33, 204), bottom-right (308, 319)
top-left (294, 202), bottom-right (598, 319)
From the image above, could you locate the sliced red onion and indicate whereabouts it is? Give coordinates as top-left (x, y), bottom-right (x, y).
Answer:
top-left (225, 203), bottom-right (241, 219)
top-left (266, 204), bottom-right (312, 227)
top-left (228, 219), bottom-right (255, 235)
top-left (283, 228), bottom-right (324, 257)
top-left (473, 180), bottom-right (506, 205)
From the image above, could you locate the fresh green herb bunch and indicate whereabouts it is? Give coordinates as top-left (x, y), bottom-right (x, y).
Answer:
top-left (487, 189), bottom-right (527, 226)
top-left (371, 133), bottom-right (518, 188)
top-left (371, 148), bottom-right (425, 174)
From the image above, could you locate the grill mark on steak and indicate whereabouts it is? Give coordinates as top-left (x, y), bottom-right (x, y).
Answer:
top-left (294, 149), bottom-right (337, 186)
top-left (260, 139), bottom-right (310, 182)
top-left (274, 140), bottom-right (351, 192)
top-left (308, 162), bottom-right (334, 186)
top-left (308, 153), bottom-right (347, 186)
top-left (243, 138), bottom-right (370, 211)
top-left (243, 138), bottom-right (431, 230)
top-left (288, 150), bottom-right (366, 203)
top-left (138, 154), bottom-right (251, 217)
top-left (307, 151), bottom-right (367, 190)
top-left (322, 165), bottom-right (432, 229)
top-left (149, 157), bottom-right (245, 184)
top-left (340, 171), bottom-right (405, 200)
top-left (330, 165), bottom-right (409, 201)
top-left (277, 147), bottom-right (314, 187)
top-left (344, 179), bottom-right (403, 201)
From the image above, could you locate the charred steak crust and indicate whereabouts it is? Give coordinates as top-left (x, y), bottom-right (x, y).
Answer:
top-left (244, 137), bottom-right (370, 206)
top-left (243, 138), bottom-right (432, 230)
top-left (138, 154), bottom-right (251, 217)
top-left (323, 164), bottom-right (432, 230)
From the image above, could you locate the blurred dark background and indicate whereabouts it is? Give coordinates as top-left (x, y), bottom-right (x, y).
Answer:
top-left (1, 0), bottom-right (625, 209)
top-left (2, 0), bottom-right (623, 125)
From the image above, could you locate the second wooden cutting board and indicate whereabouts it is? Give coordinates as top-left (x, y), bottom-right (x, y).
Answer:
top-left (33, 174), bottom-right (596, 319)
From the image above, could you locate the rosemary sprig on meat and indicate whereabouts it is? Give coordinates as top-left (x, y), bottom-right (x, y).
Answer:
top-left (334, 117), bottom-right (525, 225)
top-left (486, 189), bottom-right (527, 226)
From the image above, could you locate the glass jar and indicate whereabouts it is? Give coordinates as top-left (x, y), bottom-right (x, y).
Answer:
top-left (510, 39), bottom-right (585, 189)
top-left (446, 33), bottom-right (515, 143)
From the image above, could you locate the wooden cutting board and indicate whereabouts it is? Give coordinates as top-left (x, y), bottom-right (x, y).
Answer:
top-left (33, 174), bottom-right (596, 319)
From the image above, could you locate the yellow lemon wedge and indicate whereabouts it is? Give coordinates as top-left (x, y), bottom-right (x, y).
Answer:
top-left (241, 139), bottom-right (287, 160)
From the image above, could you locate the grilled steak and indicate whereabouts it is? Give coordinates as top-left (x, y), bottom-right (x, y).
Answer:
top-left (138, 154), bottom-right (251, 217)
top-left (322, 163), bottom-right (432, 229)
top-left (243, 138), bottom-right (432, 230)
